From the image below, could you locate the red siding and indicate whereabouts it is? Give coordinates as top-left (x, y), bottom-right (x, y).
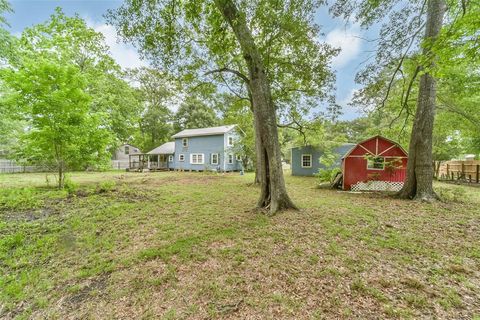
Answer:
top-left (349, 145), bottom-right (370, 156)
top-left (342, 136), bottom-right (408, 190)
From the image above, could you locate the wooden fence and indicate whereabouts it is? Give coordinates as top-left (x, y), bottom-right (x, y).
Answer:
top-left (438, 160), bottom-right (480, 183)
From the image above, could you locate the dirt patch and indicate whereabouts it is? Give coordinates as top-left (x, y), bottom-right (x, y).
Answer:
top-left (0, 207), bottom-right (59, 222)
top-left (148, 173), bottom-right (230, 187)
top-left (63, 274), bottom-right (110, 307)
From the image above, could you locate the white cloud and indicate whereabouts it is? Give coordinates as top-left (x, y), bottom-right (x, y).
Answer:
top-left (85, 18), bottom-right (147, 70)
top-left (325, 25), bottom-right (362, 69)
top-left (338, 88), bottom-right (362, 120)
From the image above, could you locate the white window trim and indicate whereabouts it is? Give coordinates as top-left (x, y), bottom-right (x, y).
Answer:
top-left (178, 154), bottom-right (185, 162)
top-left (190, 153), bottom-right (205, 165)
top-left (211, 153), bottom-right (219, 165)
top-left (235, 154), bottom-right (241, 161)
top-left (301, 154), bottom-right (312, 168)
top-left (168, 155), bottom-right (173, 162)
top-left (182, 138), bottom-right (188, 148)
top-left (227, 136), bottom-right (234, 146)
top-left (228, 154), bottom-right (234, 164)
top-left (367, 157), bottom-right (385, 170)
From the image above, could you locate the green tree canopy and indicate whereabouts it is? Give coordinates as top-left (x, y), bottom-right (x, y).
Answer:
top-left (1, 59), bottom-right (113, 188)
top-left (16, 8), bottom-right (143, 145)
top-left (127, 67), bottom-right (175, 151)
top-left (174, 97), bottom-right (219, 132)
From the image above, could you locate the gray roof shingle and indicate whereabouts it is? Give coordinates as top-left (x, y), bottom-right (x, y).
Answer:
top-left (147, 142), bottom-right (175, 154)
top-left (171, 125), bottom-right (236, 138)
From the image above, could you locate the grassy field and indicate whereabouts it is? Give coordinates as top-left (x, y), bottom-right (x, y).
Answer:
top-left (0, 171), bottom-right (479, 319)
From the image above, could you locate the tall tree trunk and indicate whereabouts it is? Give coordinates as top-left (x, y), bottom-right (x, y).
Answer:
top-left (247, 92), bottom-right (261, 185)
top-left (215, 0), bottom-right (297, 213)
top-left (253, 123), bottom-right (262, 185)
top-left (398, 0), bottom-right (446, 201)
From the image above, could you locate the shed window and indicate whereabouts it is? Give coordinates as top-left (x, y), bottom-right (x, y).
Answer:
top-left (228, 154), bottom-right (234, 164)
top-left (301, 154), bottom-right (312, 168)
top-left (179, 154), bottom-right (185, 162)
top-left (227, 136), bottom-right (234, 146)
top-left (182, 138), bottom-right (188, 148)
top-left (168, 155), bottom-right (173, 162)
top-left (190, 153), bottom-right (204, 164)
top-left (211, 153), bottom-right (219, 165)
top-left (367, 157), bottom-right (385, 170)
top-left (124, 146), bottom-right (130, 155)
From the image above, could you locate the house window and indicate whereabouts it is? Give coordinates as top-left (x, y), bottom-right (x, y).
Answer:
top-left (182, 138), bottom-right (188, 148)
top-left (124, 146), bottom-right (130, 155)
top-left (228, 154), bottom-right (234, 164)
top-left (227, 136), bottom-right (234, 146)
top-left (168, 155), bottom-right (173, 162)
top-left (367, 157), bottom-right (385, 170)
top-left (236, 154), bottom-right (241, 161)
top-left (190, 153), bottom-right (204, 165)
top-left (301, 154), bottom-right (312, 168)
top-left (211, 153), bottom-right (219, 165)
top-left (179, 154), bottom-right (185, 162)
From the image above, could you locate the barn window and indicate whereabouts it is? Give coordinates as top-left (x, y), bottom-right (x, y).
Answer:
top-left (182, 138), bottom-right (188, 148)
top-left (227, 136), bottom-right (234, 146)
top-left (367, 157), bottom-right (385, 170)
top-left (124, 146), bottom-right (129, 155)
top-left (179, 154), bottom-right (185, 162)
top-left (301, 154), bottom-right (312, 168)
top-left (168, 155), bottom-right (173, 162)
top-left (228, 154), bottom-right (234, 164)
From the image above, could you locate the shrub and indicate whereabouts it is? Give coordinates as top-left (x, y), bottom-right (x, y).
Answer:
top-left (436, 186), bottom-right (468, 202)
top-left (97, 180), bottom-right (116, 193)
top-left (0, 188), bottom-right (43, 210)
top-left (316, 168), bottom-right (341, 183)
top-left (63, 176), bottom-right (79, 194)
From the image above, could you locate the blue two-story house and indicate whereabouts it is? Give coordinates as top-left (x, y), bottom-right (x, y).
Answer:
top-left (171, 125), bottom-right (243, 172)
top-left (139, 125), bottom-right (243, 172)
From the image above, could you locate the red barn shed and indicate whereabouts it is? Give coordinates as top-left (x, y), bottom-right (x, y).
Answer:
top-left (342, 136), bottom-right (408, 191)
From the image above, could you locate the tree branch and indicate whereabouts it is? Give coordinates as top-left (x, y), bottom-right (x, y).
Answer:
top-left (379, 21), bottom-right (425, 110)
top-left (204, 67), bottom-right (250, 84)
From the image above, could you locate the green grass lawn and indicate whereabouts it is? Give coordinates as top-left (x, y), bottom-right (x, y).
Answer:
top-left (1, 171), bottom-right (479, 319)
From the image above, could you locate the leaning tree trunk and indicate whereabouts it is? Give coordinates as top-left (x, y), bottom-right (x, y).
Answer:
top-left (398, 0), bottom-right (446, 201)
top-left (253, 122), bottom-right (263, 185)
top-left (215, 0), bottom-right (297, 213)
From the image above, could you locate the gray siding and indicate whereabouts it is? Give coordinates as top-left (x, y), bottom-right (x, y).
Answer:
top-left (112, 144), bottom-right (141, 161)
top-left (291, 146), bottom-right (324, 176)
top-left (291, 144), bottom-right (355, 176)
top-left (112, 144), bottom-right (141, 169)
top-left (167, 154), bottom-right (175, 169)
top-left (173, 133), bottom-right (242, 171)
top-left (223, 130), bottom-right (242, 172)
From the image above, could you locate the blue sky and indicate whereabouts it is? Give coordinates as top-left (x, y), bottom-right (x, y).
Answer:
top-left (4, 0), bottom-right (380, 120)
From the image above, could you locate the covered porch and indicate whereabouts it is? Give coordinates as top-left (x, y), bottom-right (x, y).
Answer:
top-left (128, 154), bottom-right (171, 171)
top-left (128, 142), bottom-right (174, 172)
